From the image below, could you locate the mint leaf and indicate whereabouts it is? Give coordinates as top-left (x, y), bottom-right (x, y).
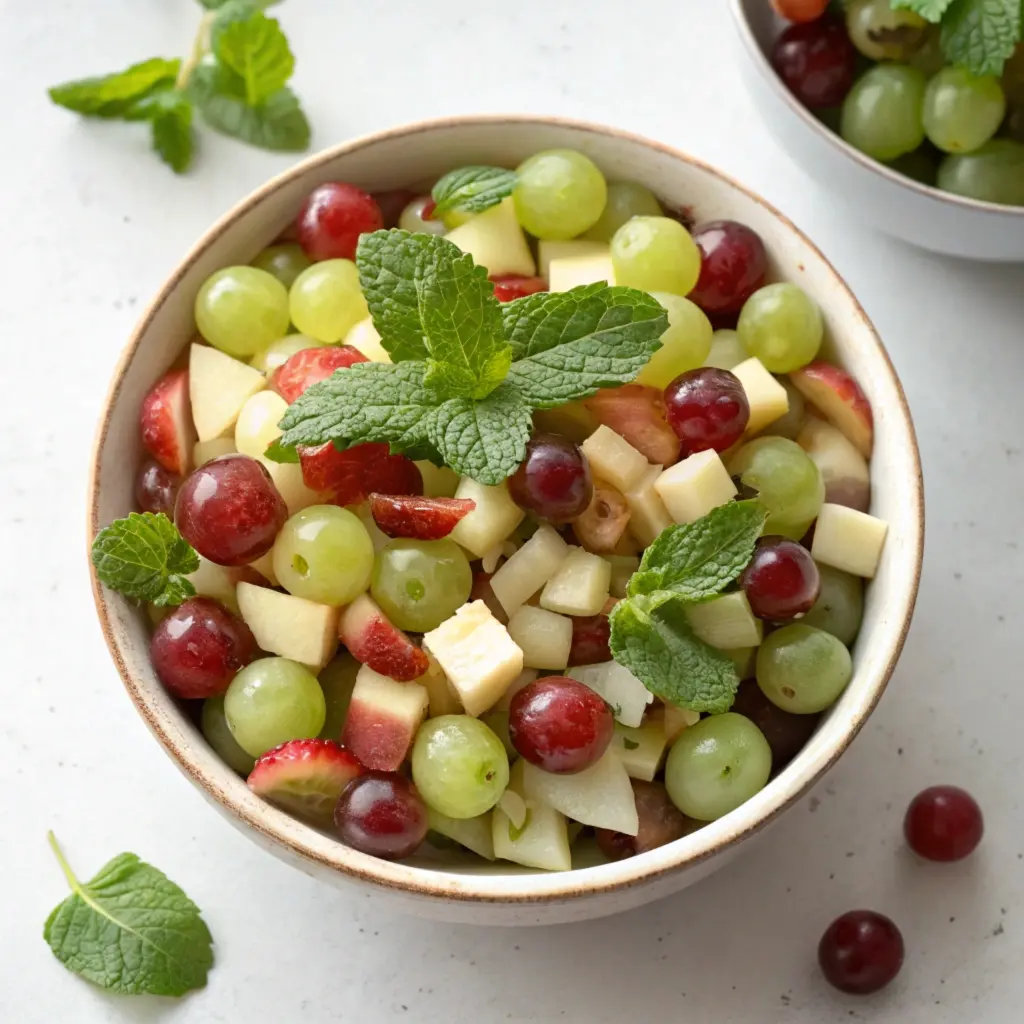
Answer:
top-left (43, 832), bottom-right (212, 997)
top-left (609, 596), bottom-right (739, 713)
top-left (91, 512), bottom-right (198, 606)
top-left (628, 500), bottom-right (766, 603)
top-left (503, 284), bottom-right (668, 408)
top-left (890, 0), bottom-right (956, 20)
top-left (199, 0), bottom-right (279, 8)
top-left (149, 91), bottom-right (195, 173)
top-left (941, 0), bottom-right (1021, 76)
top-left (431, 165), bottom-right (517, 218)
top-left (264, 437), bottom-right (300, 463)
top-left (214, 10), bottom-right (294, 105)
top-left (427, 384), bottom-right (532, 485)
top-left (49, 58), bottom-right (180, 118)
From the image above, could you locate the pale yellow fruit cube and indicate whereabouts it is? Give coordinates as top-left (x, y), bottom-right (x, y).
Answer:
top-left (537, 239), bottom-right (607, 278)
top-left (445, 198), bottom-right (536, 277)
top-left (624, 464), bottom-right (673, 545)
top-left (449, 479), bottom-right (525, 558)
top-left (581, 425), bottom-right (649, 493)
top-left (489, 525), bottom-right (569, 616)
top-left (539, 548), bottom-right (611, 617)
top-left (811, 503), bottom-right (889, 578)
top-left (189, 343), bottom-right (266, 442)
top-left (685, 591), bottom-right (763, 648)
top-left (507, 605), bottom-right (573, 670)
top-left (654, 449), bottom-right (738, 524)
top-left (732, 357), bottom-right (790, 436)
top-left (193, 436), bottom-right (236, 466)
top-left (236, 582), bottom-right (339, 669)
top-left (549, 253), bottom-right (616, 292)
top-left (234, 390), bottom-right (288, 458)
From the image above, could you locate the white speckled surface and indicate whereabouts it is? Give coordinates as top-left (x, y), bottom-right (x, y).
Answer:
top-left (1, 1), bottom-right (1022, 1021)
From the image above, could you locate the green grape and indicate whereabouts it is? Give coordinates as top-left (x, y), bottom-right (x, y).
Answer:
top-left (195, 266), bottom-right (291, 358)
top-left (411, 715), bottom-right (509, 818)
top-left (251, 243), bottom-right (312, 289)
top-left (582, 181), bottom-right (663, 242)
top-left (610, 216), bottom-right (702, 296)
top-left (635, 292), bottom-right (713, 388)
top-left (801, 565), bottom-right (864, 646)
top-left (225, 657), bottom-right (326, 757)
top-left (1003, 44), bottom-right (1024, 107)
top-left (289, 259), bottom-right (369, 343)
top-left (923, 67), bottom-right (1006, 154)
top-left (201, 694), bottom-right (256, 775)
top-left (729, 437), bottom-right (824, 539)
top-left (841, 65), bottom-right (927, 162)
top-left (846, 0), bottom-right (930, 62)
top-left (664, 713), bottom-right (772, 821)
top-left (398, 195), bottom-right (446, 236)
top-left (513, 149), bottom-right (608, 240)
top-left (704, 329), bottom-right (749, 371)
top-left (273, 505), bottom-right (375, 606)
top-left (908, 31), bottom-right (946, 76)
top-left (250, 333), bottom-right (325, 373)
top-left (938, 140), bottom-right (1024, 207)
top-left (371, 538), bottom-right (472, 633)
top-left (884, 148), bottom-right (939, 187)
top-left (756, 624), bottom-right (852, 714)
top-left (737, 283), bottom-right (823, 373)
top-left (318, 654), bottom-right (360, 740)
top-left (479, 709), bottom-right (515, 759)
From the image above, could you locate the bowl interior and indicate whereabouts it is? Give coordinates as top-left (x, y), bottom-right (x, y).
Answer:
top-left (91, 117), bottom-right (923, 904)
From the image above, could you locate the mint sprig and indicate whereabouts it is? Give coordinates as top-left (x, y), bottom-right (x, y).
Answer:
top-left (48, 58), bottom-right (181, 117)
top-left (890, 0), bottom-right (956, 19)
top-left (431, 166), bottom-right (518, 218)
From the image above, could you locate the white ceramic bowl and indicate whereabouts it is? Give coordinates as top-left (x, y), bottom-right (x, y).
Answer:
top-left (729, 0), bottom-right (1024, 261)
top-left (89, 115), bottom-right (924, 925)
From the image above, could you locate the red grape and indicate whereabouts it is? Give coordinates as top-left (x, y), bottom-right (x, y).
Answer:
top-left (689, 221), bottom-right (768, 316)
top-left (772, 0), bottom-right (829, 23)
top-left (904, 786), bottom-right (983, 862)
top-left (509, 676), bottom-right (614, 774)
top-left (150, 597), bottom-right (257, 699)
top-left (568, 615), bottom-right (612, 667)
top-left (740, 536), bottom-right (821, 621)
top-left (664, 367), bottom-right (750, 455)
top-left (818, 910), bottom-right (904, 995)
top-left (595, 780), bottom-right (689, 859)
top-left (508, 434), bottom-right (593, 523)
top-left (136, 460), bottom-right (179, 515)
top-left (730, 679), bottom-right (819, 770)
top-left (295, 182), bottom-right (383, 261)
top-left (772, 18), bottom-right (858, 109)
top-left (334, 771), bottom-right (428, 859)
top-left (489, 275), bottom-right (548, 301)
top-left (299, 441), bottom-right (423, 507)
top-left (372, 188), bottom-right (416, 228)
top-left (176, 454), bottom-right (287, 566)
top-left (271, 345), bottom-right (368, 404)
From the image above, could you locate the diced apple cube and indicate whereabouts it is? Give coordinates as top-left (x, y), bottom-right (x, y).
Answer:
top-left (416, 462), bottom-right (459, 498)
top-left (492, 760), bottom-right (571, 872)
top-left (258, 457), bottom-right (323, 516)
top-left (189, 343), bottom-right (266, 442)
top-left (685, 591), bottom-right (763, 648)
top-left (340, 665), bottom-right (428, 771)
top-left (726, 646), bottom-right (757, 680)
top-left (236, 581), bottom-right (339, 669)
top-left (343, 317), bottom-right (392, 363)
top-left (428, 808), bottom-right (495, 860)
top-left (580, 425), bottom-right (649, 493)
top-left (491, 669), bottom-right (539, 713)
top-left (607, 554), bottom-right (641, 598)
top-left (662, 703), bottom-right (701, 743)
top-left (811, 503), bottom-right (888, 578)
top-left (613, 721), bottom-right (669, 781)
top-left (489, 525), bottom-right (570, 616)
top-left (549, 253), bottom-right (616, 292)
top-left (537, 239), bottom-right (607, 278)
top-left (506, 605), bottom-right (573, 670)
top-left (445, 197), bottom-right (536, 277)
top-left (187, 555), bottom-right (255, 615)
top-left (654, 449), bottom-right (738, 524)
top-left (497, 788), bottom-right (528, 830)
top-left (732, 357), bottom-right (790, 436)
top-left (567, 661), bottom-right (653, 727)
top-left (624, 464), bottom-right (673, 545)
top-left (417, 654), bottom-right (462, 717)
top-left (248, 549), bottom-right (278, 587)
top-left (539, 548), bottom-right (611, 617)
top-left (449, 478), bottom-right (525, 559)
top-left (193, 436), bottom-right (236, 466)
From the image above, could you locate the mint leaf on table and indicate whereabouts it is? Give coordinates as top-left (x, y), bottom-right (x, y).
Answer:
top-left (940, 0), bottom-right (1021, 76)
top-left (49, 58), bottom-right (180, 117)
top-left (91, 512), bottom-right (199, 606)
top-left (431, 166), bottom-right (518, 218)
top-left (890, 0), bottom-right (956, 20)
top-left (213, 9), bottom-right (294, 104)
top-left (148, 91), bottom-right (195, 173)
top-left (628, 500), bottom-right (766, 603)
top-left (43, 832), bottom-right (213, 997)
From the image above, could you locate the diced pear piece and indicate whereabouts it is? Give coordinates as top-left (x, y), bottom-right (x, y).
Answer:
top-left (417, 653), bottom-right (462, 717)
top-left (685, 591), bottom-right (763, 648)
top-left (341, 665), bottom-right (428, 771)
top-left (497, 788), bottom-right (528, 830)
top-left (654, 449), bottom-right (737, 524)
top-left (732, 357), bottom-right (790, 436)
top-left (445, 197), bottom-right (536, 277)
top-left (344, 317), bottom-right (391, 363)
top-left (567, 661), bottom-right (653, 728)
top-left (539, 548), bottom-right (611, 617)
top-left (537, 239), bottom-right (607, 278)
top-left (236, 581), bottom-right (339, 669)
top-left (507, 605), bottom-right (573, 670)
top-left (489, 525), bottom-right (569, 616)
top-left (492, 760), bottom-right (571, 872)
top-left (187, 556), bottom-right (247, 615)
top-left (549, 253), bottom-right (616, 292)
top-left (726, 646), bottom-right (757, 680)
top-left (234, 390), bottom-right (288, 458)
top-left (193, 436), bottom-right (236, 466)
top-left (248, 549), bottom-right (278, 587)
top-left (491, 669), bottom-right (538, 713)
top-left (811, 503), bottom-right (888, 578)
top-left (417, 462), bottom-right (459, 498)
top-left (580, 425), bottom-right (649, 493)
top-left (258, 457), bottom-right (323, 516)
top-left (189, 343), bottom-right (266, 442)
top-left (662, 703), bottom-right (701, 743)
top-left (449, 479), bottom-right (525, 558)
top-left (613, 721), bottom-right (669, 781)
top-left (607, 554), bottom-right (641, 598)
top-left (428, 808), bottom-right (495, 860)
top-left (624, 464), bottom-right (672, 545)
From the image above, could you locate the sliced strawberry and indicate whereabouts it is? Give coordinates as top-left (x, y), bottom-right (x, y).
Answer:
top-left (584, 384), bottom-right (682, 466)
top-left (299, 442), bottom-right (423, 507)
top-left (338, 593), bottom-right (429, 681)
top-left (247, 738), bottom-right (362, 826)
top-left (369, 494), bottom-right (476, 540)
top-left (139, 369), bottom-right (196, 476)
top-left (471, 570), bottom-right (508, 625)
top-left (489, 274), bottom-right (548, 302)
top-left (271, 345), bottom-right (369, 404)
top-left (569, 614), bottom-right (612, 667)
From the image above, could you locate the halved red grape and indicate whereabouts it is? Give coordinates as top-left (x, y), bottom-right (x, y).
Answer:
top-left (508, 433), bottom-right (593, 523)
top-left (490, 275), bottom-right (548, 301)
top-left (334, 771), bottom-right (428, 859)
top-left (595, 780), bottom-right (689, 859)
top-left (372, 188), bottom-right (416, 228)
top-left (772, 18), bottom-right (858, 109)
top-left (729, 679), bottom-right (820, 770)
top-left (740, 536), bottom-right (821, 621)
top-left (271, 345), bottom-right (368, 404)
top-left (818, 910), bottom-right (904, 995)
top-left (136, 460), bottom-right (179, 515)
top-left (664, 367), bottom-right (750, 455)
top-left (689, 221), bottom-right (768, 316)
top-left (568, 615), bottom-right (612, 667)
top-left (295, 182), bottom-right (383, 261)
top-left (904, 786), bottom-right (983, 862)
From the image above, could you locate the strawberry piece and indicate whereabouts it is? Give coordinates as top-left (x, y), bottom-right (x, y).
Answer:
top-left (139, 369), bottom-right (196, 476)
top-left (271, 345), bottom-right (368, 404)
top-left (299, 442), bottom-right (423, 507)
top-left (569, 614), bottom-right (612, 667)
top-left (471, 571), bottom-right (508, 625)
top-left (247, 738), bottom-right (362, 826)
top-left (368, 494), bottom-right (476, 540)
top-left (489, 274), bottom-right (548, 302)
top-left (584, 384), bottom-right (682, 466)
top-left (339, 594), bottom-right (429, 681)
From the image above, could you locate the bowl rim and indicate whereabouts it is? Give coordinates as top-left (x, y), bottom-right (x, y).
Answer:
top-left (727, 0), bottom-right (1024, 220)
top-left (88, 113), bottom-right (924, 906)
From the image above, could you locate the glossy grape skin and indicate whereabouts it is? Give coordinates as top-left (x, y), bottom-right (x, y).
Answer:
top-left (664, 713), bottom-right (772, 821)
top-left (664, 367), bottom-right (750, 456)
top-left (317, 655), bottom-right (360, 741)
top-left (801, 564), bottom-right (864, 645)
top-left (334, 771), bottom-right (428, 859)
top-left (250, 243), bottom-right (311, 289)
top-left (730, 680), bottom-right (820, 771)
top-left (582, 181), bottom-right (663, 242)
top-left (923, 67), bottom-right (1006, 154)
top-left (195, 267), bottom-right (291, 358)
top-left (635, 293), bottom-right (713, 388)
top-left (295, 182), bottom-right (383, 262)
top-left (704, 329), bottom-right (749, 371)
top-left (135, 460), bottom-right (178, 515)
top-left (610, 216), bottom-right (702, 296)
top-left (250, 333), bottom-right (325, 374)
top-left (688, 221), bottom-right (769, 317)
top-left (397, 195), bottom-right (447, 236)
top-left (595, 780), bottom-right (689, 860)
top-left (772, 0), bottom-right (828, 22)
top-left (938, 140), bottom-right (1024, 206)
top-left (818, 911), bottom-right (904, 995)
top-left (757, 623), bottom-right (852, 714)
top-left (885, 148), bottom-right (940, 187)
top-left (737, 283), bottom-right (822, 373)
top-left (729, 437), bottom-right (825, 539)
top-left (1003, 43), bottom-right (1024, 106)
top-left (289, 259), bottom-right (369, 343)
top-left (509, 676), bottom-right (615, 774)
top-left (846, 0), bottom-right (929, 62)
top-left (841, 65), bottom-right (927, 162)
top-left (904, 786), bottom-right (983, 862)
top-left (740, 536), bottom-right (821, 621)
top-left (176, 454), bottom-right (287, 566)
top-left (411, 715), bottom-right (510, 819)
top-left (370, 538), bottom-right (472, 633)
top-left (273, 505), bottom-right (375, 606)
top-left (224, 657), bottom-right (326, 757)
top-left (201, 693), bottom-right (256, 775)
top-left (568, 614), bottom-right (612, 667)
top-left (513, 149), bottom-right (608, 240)
top-left (508, 433), bottom-right (593, 523)
top-left (773, 18), bottom-right (858, 110)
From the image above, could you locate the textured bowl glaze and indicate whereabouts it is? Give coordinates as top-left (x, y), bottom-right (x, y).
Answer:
top-left (89, 115), bottom-right (924, 925)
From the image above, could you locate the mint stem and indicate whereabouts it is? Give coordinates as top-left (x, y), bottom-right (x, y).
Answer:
top-left (47, 831), bottom-right (81, 893)
top-left (176, 11), bottom-right (215, 91)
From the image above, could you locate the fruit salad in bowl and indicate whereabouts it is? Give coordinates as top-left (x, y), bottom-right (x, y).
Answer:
top-left (89, 117), bottom-right (921, 923)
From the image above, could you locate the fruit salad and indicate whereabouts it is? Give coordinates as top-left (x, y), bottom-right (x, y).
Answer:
top-left (93, 148), bottom-right (890, 872)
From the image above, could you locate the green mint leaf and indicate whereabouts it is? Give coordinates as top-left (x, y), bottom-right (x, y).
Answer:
top-left (148, 91), bottom-right (195, 173)
top-left (609, 596), bottom-right (739, 714)
top-left (49, 58), bottom-right (180, 118)
top-left (889, 0), bottom-right (956, 21)
top-left (427, 384), bottom-right (532, 485)
top-left (214, 10), bottom-right (294, 105)
top-left (199, 0), bottom-right (278, 8)
top-left (503, 284), bottom-right (668, 408)
top-left (91, 512), bottom-right (199, 607)
top-left (628, 500), bottom-right (767, 603)
top-left (431, 165), bottom-right (517, 218)
top-left (941, 0), bottom-right (1021, 76)
top-left (43, 832), bottom-right (213, 997)
top-left (264, 437), bottom-right (300, 463)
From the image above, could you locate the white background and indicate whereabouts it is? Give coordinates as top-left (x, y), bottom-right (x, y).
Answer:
top-left (2, 1), bottom-right (1023, 1021)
